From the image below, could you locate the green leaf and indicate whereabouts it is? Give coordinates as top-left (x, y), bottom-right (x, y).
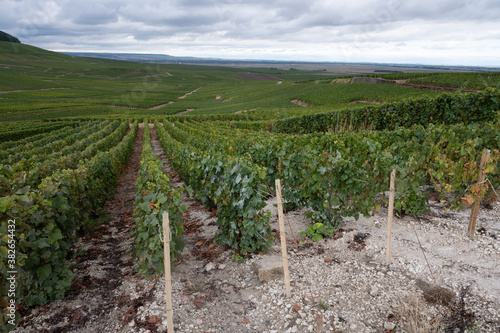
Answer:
top-left (313, 223), bottom-right (324, 230)
top-left (33, 239), bottom-right (50, 249)
top-left (37, 264), bottom-right (52, 280)
top-left (52, 229), bottom-right (63, 241)
top-left (312, 233), bottom-right (323, 242)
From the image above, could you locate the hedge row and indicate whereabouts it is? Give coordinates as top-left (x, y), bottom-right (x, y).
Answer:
top-left (132, 123), bottom-right (185, 276)
top-left (273, 88), bottom-right (500, 134)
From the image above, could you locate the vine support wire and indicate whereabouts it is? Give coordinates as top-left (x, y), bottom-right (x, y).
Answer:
top-left (414, 217), bottom-right (437, 282)
top-left (486, 179), bottom-right (500, 199)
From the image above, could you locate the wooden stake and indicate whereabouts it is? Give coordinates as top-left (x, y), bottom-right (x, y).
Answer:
top-left (275, 179), bottom-right (291, 297)
top-left (386, 169), bottom-right (396, 263)
top-left (162, 212), bottom-right (174, 332)
top-left (468, 149), bottom-right (491, 239)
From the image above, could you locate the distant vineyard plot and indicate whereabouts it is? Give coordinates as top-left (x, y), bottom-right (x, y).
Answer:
top-left (7, 41), bottom-right (498, 121)
top-left (234, 72), bottom-right (282, 80)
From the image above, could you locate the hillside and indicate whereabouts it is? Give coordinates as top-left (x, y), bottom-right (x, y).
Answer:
top-left (0, 41), bottom-right (498, 124)
top-left (0, 42), bottom-right (448, 122)
top-left (0, 31), bottom-right (20, 43)
top-left (0, 41), bottom-right (73, 61)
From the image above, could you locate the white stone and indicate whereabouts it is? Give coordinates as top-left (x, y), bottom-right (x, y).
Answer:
top-left (253, 256), bottom-right (284, 282)
top-left (205, 262), bottom-right (215, 272)
top-left (370, 286), bottom-right (379, 297)
top-left (384, 322), bottom-right (396, 330)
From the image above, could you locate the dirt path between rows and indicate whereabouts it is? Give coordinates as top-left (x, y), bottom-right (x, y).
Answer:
top-left (148, 101), bottom-right (174, 110)
top-left (106, 87), bottom-right (200, 110)
top-left (175, 108), bottom-right (195, 115)
top-left (0, 88), bottom-right (67, 94)
top-left (178, 87), bottom-right (201, 99)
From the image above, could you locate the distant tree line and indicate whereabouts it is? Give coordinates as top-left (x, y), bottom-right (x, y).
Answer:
top-left (0, 31), bottom-right (21, 43)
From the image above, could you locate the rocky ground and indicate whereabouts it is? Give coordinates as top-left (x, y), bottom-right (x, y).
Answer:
top-left (12, 127), bottom-right (500, 333)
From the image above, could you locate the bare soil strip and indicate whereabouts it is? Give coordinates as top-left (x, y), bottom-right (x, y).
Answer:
top-left (330, 78), bottom-right (351, 84)
top-left (348, 100), bottom-right (382, 104)
top-left (235, 108), bottom-right (259, 114)
top-left (148, 101), bottom-right (174, 110)
top-left (175, 108), bottom-right (195, 115)
top-left (291, 99), bottom-right (309, 107)
top-left (0, 88), bottom-right (67, 94)
top-left (178, 87), bottom-right (201, 99)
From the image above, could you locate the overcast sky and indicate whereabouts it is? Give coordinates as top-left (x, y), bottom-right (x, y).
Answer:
top-left (2, 0), bottom-right (500, 66)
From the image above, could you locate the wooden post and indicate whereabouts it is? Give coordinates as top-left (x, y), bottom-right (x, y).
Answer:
top-left (275, 179), bottom-right (291, 297)
top-left (386, 169), bottom-right (396, 263)
top-left (468, 149), bottom-right (491, 239)
top-left (162, 212), bottom-right (174, 332)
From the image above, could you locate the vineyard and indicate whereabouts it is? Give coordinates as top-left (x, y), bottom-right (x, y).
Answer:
top-left (1, 40), bottom-right (500, 332)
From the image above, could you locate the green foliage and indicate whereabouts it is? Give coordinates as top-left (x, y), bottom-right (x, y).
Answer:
top-left (318, 300), bottom-right (330, 311)
top-left (0, 40), bottom-right (442, 122)
top-left (0, 121), bottom-right (75, 143)
top-left (299, 223), bottom-right (334, 242)
top-left (0, 120), bottom-right (130, 198)
top-left (0, 121), bottom-right (138, 308)
top-left (273, 88), bottom-right (500, 134)
top-left (405, 72), bottom-right (500, 90)
top-left (0, 31), bottom-right (20, 43)
top-left (132, 123), bottom-right (185, 276)
top-left (154, 120), bottom-right (273, 256)
top-left (168, 118), bottom-right (499, 223)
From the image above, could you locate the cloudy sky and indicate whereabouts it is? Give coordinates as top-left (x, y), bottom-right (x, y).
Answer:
top-left (2, 0), bottom-right (500, 66)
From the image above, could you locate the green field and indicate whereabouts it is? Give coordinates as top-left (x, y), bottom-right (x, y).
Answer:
top-left (0, 41), bottom-right (465, 122)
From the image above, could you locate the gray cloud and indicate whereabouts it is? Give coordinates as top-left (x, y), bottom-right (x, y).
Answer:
top-left (2, 0), bottom-right (499, 65)
top-left (64, 0), bottom-right (121, 25)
